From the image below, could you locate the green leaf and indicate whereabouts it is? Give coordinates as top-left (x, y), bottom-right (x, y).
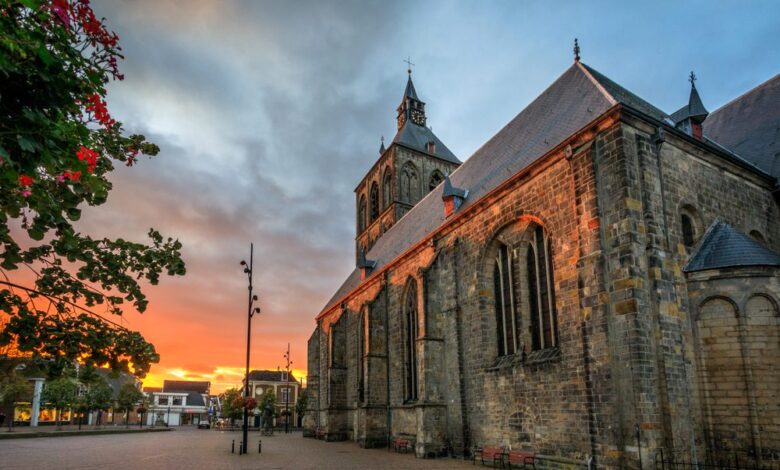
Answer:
top-left (17, 135), bottom-right (37, 152)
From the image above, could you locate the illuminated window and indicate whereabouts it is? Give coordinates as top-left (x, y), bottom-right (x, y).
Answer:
top-left (527, 226), bottom-right (558, 350)
top-left (403, 280), bottom-right (419, 402)
top-left (493, 243), bottom-right (517, 356)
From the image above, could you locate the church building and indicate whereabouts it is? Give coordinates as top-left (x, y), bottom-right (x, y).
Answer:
top-left (304, 48), bottom-right (780, 469)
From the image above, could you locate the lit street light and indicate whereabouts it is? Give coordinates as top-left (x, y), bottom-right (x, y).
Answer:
top-left (240, 243), bottom-right (261, 455)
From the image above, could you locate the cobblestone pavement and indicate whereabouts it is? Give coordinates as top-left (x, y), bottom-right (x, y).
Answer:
top-left (0, 427), bottom-right (476, 469)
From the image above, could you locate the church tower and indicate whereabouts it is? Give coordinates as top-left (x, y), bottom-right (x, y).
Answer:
top-left (355, 71), bottom-right (461, 260)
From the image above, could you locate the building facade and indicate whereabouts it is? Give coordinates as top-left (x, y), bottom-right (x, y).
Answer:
top-left (145, 380), bottom-right (210, 426)
top-left (247, 370), bottom-right (301, 427)
top-left (305, 57), bottom-right (780, 469)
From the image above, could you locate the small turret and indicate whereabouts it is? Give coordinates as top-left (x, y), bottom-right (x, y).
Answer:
top-left (671, 71), bottom-right (709, 140)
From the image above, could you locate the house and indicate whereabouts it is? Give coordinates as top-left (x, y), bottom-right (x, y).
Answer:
top-left (145, 380), bottom-right (210, 426)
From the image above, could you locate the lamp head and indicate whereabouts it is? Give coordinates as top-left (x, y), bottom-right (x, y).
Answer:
top-left (240, 260), bottom-right (246, 266)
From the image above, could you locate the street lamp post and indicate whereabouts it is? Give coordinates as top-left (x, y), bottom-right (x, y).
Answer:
top-left (283, 343), bottom-right (292, 434)
top-left (240, 243), bottom-right (261, 455)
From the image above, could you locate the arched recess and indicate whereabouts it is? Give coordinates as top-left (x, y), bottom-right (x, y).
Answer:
top-left (744, 294), bottom-right (780, 450)
top-left (428, 170), bottom-right (444, 192)
top-left (357, 306), bottom-right (368, 403)
top-left (480, 215), bottom-right (559, 361)
top-left (695, 296), bottom-right (752, 451)
top-left (358, 195), bottom-right (367, 232)
top-left (679, 203), bottom-right (703, 249)
top-left (400, 162), bottom-right (419, 203)
top-left (402, 278), bottom-right (419, 402)
top-left (382, 170), bottom-right (392, 208)
top-left (748, 230), bottom-right (767, 246)
top-left (369, 182), bottom-right (380, 221)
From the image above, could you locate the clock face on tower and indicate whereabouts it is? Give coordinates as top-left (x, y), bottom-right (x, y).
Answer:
top-left (411, 110), bottom-right (425, 126)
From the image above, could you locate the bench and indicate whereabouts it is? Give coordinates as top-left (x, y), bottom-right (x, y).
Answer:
top-left (473, 446), bottom-right (506, 467)
top-left (507, 450), bottom-right (535, 469)
top-left (392, 438), bottom-right (412, 453)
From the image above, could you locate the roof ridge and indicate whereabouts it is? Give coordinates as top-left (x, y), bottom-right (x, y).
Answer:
top-left (577, 61), bottom-right (618, 106)
top-left (708, 73), bottom-right (780, 119)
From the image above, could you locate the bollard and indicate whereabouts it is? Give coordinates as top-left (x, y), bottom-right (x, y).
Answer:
top-left (239, 441), bottom-right (243, 455)
top-left (258, 439), bottom-right (262, 453)
top-left (231, 440), bottom-right (235, 454)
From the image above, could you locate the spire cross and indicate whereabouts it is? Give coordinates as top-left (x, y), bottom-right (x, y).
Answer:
top-left (573, 38), bottom-right (580, 62)
top-left (689, 71), bottom-right (697, 88)
top-left (404, 56), bottom-right (415, 75)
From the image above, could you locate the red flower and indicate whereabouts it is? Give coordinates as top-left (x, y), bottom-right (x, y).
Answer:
top-left (76, 146), bottom-right (98, 173)
top-left (18, 175), bottom-right (34, 187)
top-left (84, 93), bottom-right (115, 128)
top-left (64, 170), bottom-right (82, 182)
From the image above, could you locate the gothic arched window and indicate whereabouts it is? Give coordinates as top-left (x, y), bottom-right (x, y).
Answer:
top-left (493, 243), bottom-right (517, 356)
top-left (382, 171), bottom-right (392, 208)
top-left (429, 170), bottom-right (444, 192)
top-left (527, 226), bottom-right (558, 350)
top-left (358, 195), bottom-right (367, 232)
top-left (403, 279), bottom-right (419, 402)
top-left (369, 183), bottom-right (380, 221)
top-left (679, 205), bottom-right (701, 249)
top-left (358, 307), bottom-right (367, 403)
top-left (400, 162), bottom-right (419, 203)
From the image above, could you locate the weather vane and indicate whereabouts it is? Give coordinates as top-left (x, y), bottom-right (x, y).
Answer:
top-left (573, 38), bottom-right (580, 62)
top-left (689, 71), bottom-right (697, 88)
top-left (404, 56), bottom-right (415, 75)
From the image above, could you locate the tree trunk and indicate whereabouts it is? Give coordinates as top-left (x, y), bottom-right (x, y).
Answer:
top-left (56, 408), bottom-right (62, 430)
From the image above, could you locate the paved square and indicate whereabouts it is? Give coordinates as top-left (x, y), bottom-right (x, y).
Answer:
top-left (0, 428), bottom-right (476, 469)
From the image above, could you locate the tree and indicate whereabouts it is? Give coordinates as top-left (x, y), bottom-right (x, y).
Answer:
top-left (82, 377), bottom-right (111, 427)
top-left (221, 388), bottom-right (243, 427)
top-left (0, 1), bottom-right (185, 379)
top-left (136, 395), bottom-right (149, 428)
top-left (295, 388), bottom-right (308, 424)
top-left (115, 382), bottom-right (142, 427)
top-left (0, 374), bottom-right (32, 431)
top-left (40, 377), bottom-right (77, 429)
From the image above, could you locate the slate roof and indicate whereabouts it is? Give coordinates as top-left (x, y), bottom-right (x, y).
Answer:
top-left (684, 221), bottom-right (780, 272)
top-left (704, 74), bottom-right (780, 178)
top-left (247, 370), bottom-right (298, 383)
top-left (403, 75), bottom-right (419, 101)
top-left (186, 391), bottom-right (206, 407)
top-left (95, 368), bottom-right (139, 399)
top-left (671, 85), bottom-right (709, 124)
top-left (162, 380), bottom-right (210, 394)
top-left (393, 121), bottom-right (460, 163)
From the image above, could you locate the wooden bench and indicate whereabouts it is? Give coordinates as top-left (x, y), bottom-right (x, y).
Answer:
top-left (473, 446), bottom-right (506, 467)
top-left (392, 438), bottom-right (412, 453)
top-left (507, 450), bottom-right (535, 469)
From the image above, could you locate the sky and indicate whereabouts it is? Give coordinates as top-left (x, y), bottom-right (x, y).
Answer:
top-left (71, 0), bottom-right (780, 393)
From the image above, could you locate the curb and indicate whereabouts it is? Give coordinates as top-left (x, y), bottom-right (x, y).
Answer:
top-left (0, 427), bottom-right (173, 440)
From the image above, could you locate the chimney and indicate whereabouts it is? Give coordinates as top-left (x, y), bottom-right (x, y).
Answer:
top-left (426, 140), bottom-right (436, 154)
top-left (442, 176), bottom-right (468, 218)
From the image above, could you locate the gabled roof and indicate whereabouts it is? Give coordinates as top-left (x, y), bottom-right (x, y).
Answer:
top-left (392, 121), bottom-right (460, 164)
top-left (247, 370), bottom-right (298, 383)
top-left (321, 62), bottom-right (640, 315)
top-left (684, 221), bottom-right (780, 272)
top-left (95, 368), bottom-right (138, 399)
top-left (162, 380), bottom-right (210, 394)
top-left (186, 391), bottom-right (206, 407)
top-left (704, 74), bottom-right (780, 178)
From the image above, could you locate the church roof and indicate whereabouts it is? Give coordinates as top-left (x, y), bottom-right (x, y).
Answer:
top-left (318, 62), bottom-right (774, 317)
top-left (392, 120), bottom-right (460, 163)
top-left (403, 75), bottom-right (419, 101)
top-left (684, 221), bottom-right (780, 273)
top-left (703, 74), bottom-right (780, 178)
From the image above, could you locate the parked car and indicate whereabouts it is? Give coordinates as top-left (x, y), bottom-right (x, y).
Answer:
top-left (197, 420), bottom-right (210, 429)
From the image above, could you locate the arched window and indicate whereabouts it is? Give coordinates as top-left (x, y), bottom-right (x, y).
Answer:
top-left (403, 280), bottom-right (419, 401)
top-left (493, 243), bottom-right (517, 356)
top-left (527, 226), bottom-right (558, 350)
top-left (369, 183), bottom-right (379, 221)
top-left (681, 214), bottom-right (695, 248)
top-left (382, 171), bottom-right (392, 208)
top-left (750, 230), bottom-right (767, 246)
top-left (400, 162), bottom-right (419, 203)
top-left (358, 307), bottom-right (367, 403)
top-left (358, 196), bottom-right (367, 232)
top-left (429, 170), bottom-right (444, 192)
